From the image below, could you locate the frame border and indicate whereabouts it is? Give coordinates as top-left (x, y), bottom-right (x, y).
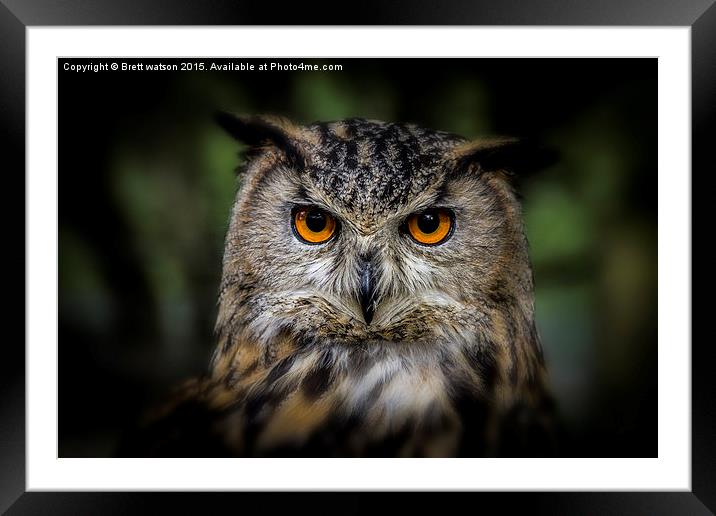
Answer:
top-left (3, 1), bottom-right (711, 513)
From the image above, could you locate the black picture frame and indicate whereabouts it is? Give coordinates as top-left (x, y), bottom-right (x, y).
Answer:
top-left (1, 1), bottom-right (710, 513)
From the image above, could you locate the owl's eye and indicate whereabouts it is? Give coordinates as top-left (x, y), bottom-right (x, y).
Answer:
top-left (292, 206), bottom-right (337, 244)
top-left (406, 208), bottom-right (454, 245)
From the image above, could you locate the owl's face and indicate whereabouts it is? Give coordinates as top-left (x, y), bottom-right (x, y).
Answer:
top-left (217, 116), bottom-right (536, 350)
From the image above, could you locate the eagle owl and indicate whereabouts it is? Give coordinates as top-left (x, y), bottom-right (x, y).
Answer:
top-left (125, 115), bottom-right (556, 457)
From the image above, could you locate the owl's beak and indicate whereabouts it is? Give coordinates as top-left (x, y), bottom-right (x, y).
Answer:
top-left (358, 259), bottom-right (378, 326)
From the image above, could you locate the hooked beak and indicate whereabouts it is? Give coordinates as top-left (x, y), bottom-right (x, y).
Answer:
top-left (358, 258), bottom-right (378, 326)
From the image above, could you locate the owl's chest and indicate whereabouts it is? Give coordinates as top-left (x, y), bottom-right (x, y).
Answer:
top-left (238, 364), bottom-right (489, 457)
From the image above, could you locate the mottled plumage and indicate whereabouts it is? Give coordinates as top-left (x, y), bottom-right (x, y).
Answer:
top-left (122, 115), bottom-right (556, 457)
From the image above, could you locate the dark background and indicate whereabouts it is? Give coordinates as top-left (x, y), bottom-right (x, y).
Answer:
top-left (58, 58), bottom-right (657, 457)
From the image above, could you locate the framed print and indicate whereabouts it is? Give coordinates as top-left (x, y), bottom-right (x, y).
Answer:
top-left (2, 0), bottom-right (711, 513)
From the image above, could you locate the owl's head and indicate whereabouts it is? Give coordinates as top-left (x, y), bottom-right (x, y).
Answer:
top-left (214, 114), bottom-right (548, 356)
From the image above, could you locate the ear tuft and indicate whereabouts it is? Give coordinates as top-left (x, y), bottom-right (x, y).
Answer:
top-left (215, 112), bottom-right (305, 168)
top-left (453, 138), bottom-right (557, 178)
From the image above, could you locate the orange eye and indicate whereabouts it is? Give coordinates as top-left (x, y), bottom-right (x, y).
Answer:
top-left (406, 208), bottom-right (454, 245)
top-left (293, 207), bottom-right (337, 244)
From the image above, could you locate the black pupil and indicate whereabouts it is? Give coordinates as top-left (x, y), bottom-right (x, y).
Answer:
top-left (417, 211), bottom-right (440, 234)
top-left (305, 210), bottom-right (327, 232)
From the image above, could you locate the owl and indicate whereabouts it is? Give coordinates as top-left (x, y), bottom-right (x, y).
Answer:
top-left (122, 115), bottom-right (557, 457)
